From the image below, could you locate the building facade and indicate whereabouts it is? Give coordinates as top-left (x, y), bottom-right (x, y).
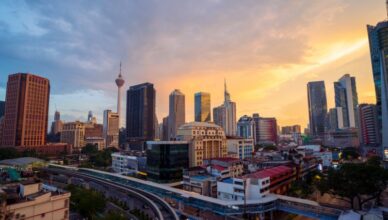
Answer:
top-left (237, 115), bottom-right (256, 141)
top-left (1, 73), bottom-right (50, 147)
top-left (358, 104), bottom-right (380, 146)
top-left (334, 74), bottom-right (359, 128)
top-left (103, 110), bottom-right (119, 148)
top-left (60, 121), bottom-right (85, 150)
top-left (176, 122), bottom-right (227, 167)
top-left (257, 117), bottom-right (278, 145)
top-left (367, 20), bottom-right (388, 159)
top-left (167, 90), bottom-right (185, 140)
top-left (213, 82), bottom-right (237, 136)
top-left (50, 111), bottom-right (64, 135)
top-left (226, 136), bottom-right (254, 159)
top-left (126, 83), bottom-right (156, 150)
top-left (281, 125), bottom-right (301, 135)
top-left (0, 181), bottom-right (70, 220)
top-left (307, 81), bottom-right (328, 138)
top-left (146, 141), bottom-right (189, 183)
top-left (111, 152), bottom-right (146, 173)
top-left (194, 92), bottom-right (211, 122)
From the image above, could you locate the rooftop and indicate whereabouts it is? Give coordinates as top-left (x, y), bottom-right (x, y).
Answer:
top-left (207, 157), bottom-right (241, 163)
top-left (245, 165), bottom-right (292, 179)
top-left (0, 157), bottom-right (45, 166)
top-left (179, 121), bottom-right (221, 129)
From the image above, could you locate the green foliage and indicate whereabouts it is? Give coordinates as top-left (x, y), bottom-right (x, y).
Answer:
top-left (85, 147), bottom-right (118, 168)
top-left (0, 147), bottom-right (47, 160)
top-left (130, 208), bottom-right (151, 220)
top-left (81, 144), bottom-right (99, 155)
top-left (287, 170), bottom-right (321, 198)
top-left (341, 147), bottom-right (360, 160)
top-left (315, 162), bottom-right (388, 210)
top-left (366, 156), bottom-right (381, 167)
top-left (66, 185), bottom-right (106, 218)
top-left (96, 212), bottom-right (127, 220)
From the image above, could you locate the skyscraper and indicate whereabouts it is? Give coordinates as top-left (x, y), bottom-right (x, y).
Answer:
top-left (358, 104), bottom-right (380, 147)
top-left (213, 81), bottom-right (237, 136)
top-left (252, 113), bottom-right (260, 145)
top-left (194, 92), bottom-right (211, 122)
top-left (334, 74), bottom-right (358, 128)
top-left (115, 62), bottom-right (125, 126)
top-left (237, 115), bottom-right (256, 142)
top-left (50, 110), bottom-right (64, 135)
top-left (1, 73), bottom-right (50, 147)
top-left (126, 83), bottom-right (156, 150)
top-left (367, 18), bottom-right (388, 158)
top-left (103, 109), bottom-right (119, 148)
top-left (167, 89), bottom-right (185, 140)
top-left (307, 81), bottom-right (328, 138)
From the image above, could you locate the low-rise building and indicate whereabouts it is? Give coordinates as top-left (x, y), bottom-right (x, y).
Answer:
top-left (226, 136), bottom-right (254, 159)
top-left (0, 180), bottom-right (70, 220)
top-left (85, 137), bottom-right (105, 151)
top-left (246, 165), bottom-right (294, 194)
top-left (182, 167), bottom-right (218, 197)
top-left (203, 157), bottom-right (244, 178)
top-left (217, 175), bottom-right (270, 201)
top-left (111, 152), bottom-right (146, 174)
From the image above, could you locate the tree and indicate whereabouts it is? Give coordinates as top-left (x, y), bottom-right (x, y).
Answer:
top-left (0, 148), bottom-right (20, 160)
top-left (81, 144), bottom-right (99, 155)
top-left (341, 147), bottom-right (360, 160)
top-left (66, 185), bottom-right (106, 218)
top-left (315, 162), bottom-right (388, 210)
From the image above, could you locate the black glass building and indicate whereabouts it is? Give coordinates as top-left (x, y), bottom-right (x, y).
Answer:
top-left (307, 81), bottom-right (327, 138)
top-left (0, 101), bottom-right (5, 119)
top-left (126, 83), bottom-right (156, 150)
top-left (146, 141), bottom-right (189, 183)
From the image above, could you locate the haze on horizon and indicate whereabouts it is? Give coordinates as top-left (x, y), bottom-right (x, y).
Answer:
top-left (0, 0), bottom-right (385, 129)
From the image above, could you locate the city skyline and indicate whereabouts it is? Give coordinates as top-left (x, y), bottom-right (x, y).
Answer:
top-left (0, 1), bottom-right (385, 129)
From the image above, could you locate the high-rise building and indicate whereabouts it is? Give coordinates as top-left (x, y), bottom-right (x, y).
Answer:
top-left (176, 122), bottom-right (227, 167)
top-left (1, 73), bottom-right (50, 147)
top-left (194, 92), bottom-right (211, 122)
top-left (115, 62), bottom-right (125, 126)
top-left (60, 121), bottom-right (85, 150)
top-left (367, 18), bottom-right (388, 159)
top-left (307, 81), bottom-right (328, 138)
top-left (257, 117), bottom-right (278, 145)
top-left (325, 108), bottom-right (344, 132)
top-left (252, 113), bottom-right (261, 145)
top-left (358, 104), bottom-right (380, 147)
top-left (146, 141), bottom-right (189, 183)
top-left (103, 110), bottom-right (119, 148)
top-left (236, 115), bottom-right (256, 142)
top-left (281, 125), bottom-right (301, 135)
top-left (167, 89), bottom-right (185, 140)
top-left (50, 110), bottom-right (64, 135)
top-left (162, 116), bottom-right (168, 141)
top-left (213, 81), bottom-right (237, 136)
top-left (126, 83), bottom-right (156, 150)
top-left (334, 74), bottom-right (359, 128)
top-left (0, 100), bottom-right (5, 119)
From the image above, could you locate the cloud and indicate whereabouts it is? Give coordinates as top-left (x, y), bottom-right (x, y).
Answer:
top-left (0, 0), bottom-right (384, 128)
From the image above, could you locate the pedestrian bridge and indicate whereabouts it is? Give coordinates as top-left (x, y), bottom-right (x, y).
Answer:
top-left (47, 164), bottom-right (343, 219)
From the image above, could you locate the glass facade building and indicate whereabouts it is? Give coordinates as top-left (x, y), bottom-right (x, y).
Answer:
top-left (146, 141), bottom-right (189, 183)
top-left (307, 81), bottom-right (328, 138)
top-left (367, 21), bottom-right (388, 159)
top-left (334, 74), bottom-right (358, 128)
top-left (126, 83), bottom-right (156, 150)
top-left (194, 92), bottom-right (211, 122)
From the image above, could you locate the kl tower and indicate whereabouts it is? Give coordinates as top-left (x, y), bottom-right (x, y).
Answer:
top-left (115, 62), bottom-right (125, 122)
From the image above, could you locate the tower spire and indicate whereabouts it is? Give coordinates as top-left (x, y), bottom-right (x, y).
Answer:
top-left (224, 78), bottom-right (231, 103)
top-left (119, 61), bottom-right (122, 77)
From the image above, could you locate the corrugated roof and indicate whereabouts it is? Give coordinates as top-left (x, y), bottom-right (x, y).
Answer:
top-left (245, 165), bottom-right (292, 179)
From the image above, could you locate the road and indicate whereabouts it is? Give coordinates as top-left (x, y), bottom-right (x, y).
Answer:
top-left (43, 168), bottom-right (179, 220)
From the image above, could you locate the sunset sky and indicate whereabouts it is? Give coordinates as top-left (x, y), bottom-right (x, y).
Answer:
top-left (0, 0), bottom-right (386, 129)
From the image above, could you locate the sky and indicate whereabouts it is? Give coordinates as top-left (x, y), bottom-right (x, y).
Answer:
top-left (0, 0), bottom-right (386, 129)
